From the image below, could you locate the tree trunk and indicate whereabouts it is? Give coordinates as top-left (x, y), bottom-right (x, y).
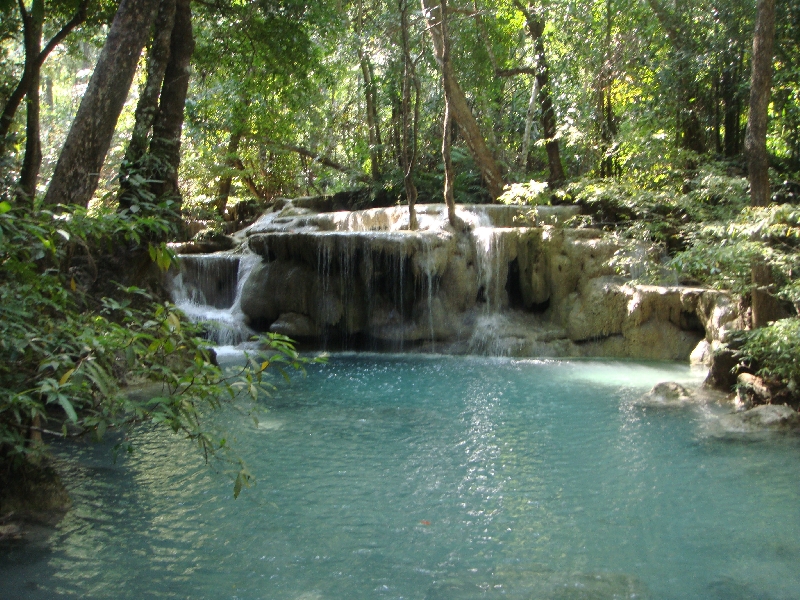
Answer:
top-left (519, 77), bottom-right (538, 169)
top-left (597, 0), bottom-right (619, 178)
top-left (358, 46), bottom-right (383, 181)
top-left (751, 256), bottom-right (786, 327)
top-left (512, 0), bottom-right (566, 186)
top-left (438, 0), bottom-right (462, 229)
top-left (214, 130), bottom-right (242, 216)
top-left (43, 0), bottom-right (160, 208)
top-left (745, 0), bottom-right (776, 207)
top-left (17, 0), bottom-right (44, 203)
top-left (148, 0), bottom-right (194, 208)
top-left (421, 0), bottom-right (504, 202)
top-left (721, 58), bottom-right (743, 157)
top-left (118, 0), bottom-right (178, 211)
top-left (398, 0), bottom-right (419, 230)
top-left (645, 0), bottom-right (706, 158)
top-left (0, 0), bottom-right (89, 147)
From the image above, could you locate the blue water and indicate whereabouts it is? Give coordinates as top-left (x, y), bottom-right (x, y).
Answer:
top-left (2, 355), bottom-right (800, 599)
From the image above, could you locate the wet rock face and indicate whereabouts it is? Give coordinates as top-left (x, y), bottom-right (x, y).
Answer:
top-left (192, 202), bottom-right (742, 357)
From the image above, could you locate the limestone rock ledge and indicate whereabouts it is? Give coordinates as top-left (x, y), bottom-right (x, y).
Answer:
top-left (193, 202), bottom-right (743, 359)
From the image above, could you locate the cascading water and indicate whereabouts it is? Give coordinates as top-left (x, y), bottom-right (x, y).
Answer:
top-left (171, 252), bottom-right (260, 347)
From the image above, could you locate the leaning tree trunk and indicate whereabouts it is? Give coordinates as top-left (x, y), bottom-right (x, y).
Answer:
top-left (421, 0), bottom-right (504, 202)
top-left (148, 0), bottom-right (195, 209)
top-left (17, 0), bottom-right (44, 202)
top-left (43, 0), bottom-right (160, 208)
top-left (118, 0), bottom-right (177, 211)
top-left (746, 0), bottom-right (776, 207)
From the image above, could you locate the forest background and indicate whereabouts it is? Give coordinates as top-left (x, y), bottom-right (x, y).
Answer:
top-left (0, 0), bottom-right (798, 501)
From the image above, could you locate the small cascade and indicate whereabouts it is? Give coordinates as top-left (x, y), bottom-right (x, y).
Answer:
top-left (473, 227), bottom-right (510, 312)
top-left (419, 236), bottom-right (436, 348)
top-left (171, 253), bottom-right (240, 308)
top-left (171, 252), bottom-right (260, 346)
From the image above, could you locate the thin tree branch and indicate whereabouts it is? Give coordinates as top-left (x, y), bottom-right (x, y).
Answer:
top-left (36, 0), bottom-right (90, 68)
top-left (263, 138), bottom-right (371, 183)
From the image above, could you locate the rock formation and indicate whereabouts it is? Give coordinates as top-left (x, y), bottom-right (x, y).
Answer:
top-left (171, 201), bottom-right (744, 359)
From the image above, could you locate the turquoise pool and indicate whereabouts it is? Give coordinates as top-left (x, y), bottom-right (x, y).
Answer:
top-left (2, 355), bottom-right (799, 599)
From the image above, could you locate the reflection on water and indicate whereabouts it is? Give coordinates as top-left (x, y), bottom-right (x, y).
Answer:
top-left (2, 355), bottom-right (800, 600)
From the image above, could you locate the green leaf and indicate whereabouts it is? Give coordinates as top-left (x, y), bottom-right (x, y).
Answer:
top-left (0, 201), bottom-right (11, 214)
top-left (57, 395), bottom-right (78, 423)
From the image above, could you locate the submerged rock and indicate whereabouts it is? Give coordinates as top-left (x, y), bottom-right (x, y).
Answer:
top-left (638, 382), bottom-right (695, 406)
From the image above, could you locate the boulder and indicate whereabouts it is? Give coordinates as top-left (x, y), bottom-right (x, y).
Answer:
top-left (690, 339), bottom-right (712, 365)
top-left (717, 404), bottom-right (800, 432)
top-left (704, 346), bottom-right (740, 391)
top-left (269, 312), bottom-right (320, 338)
top-left (637, 382), bottom-right (694, 407)
top-left (735, 373), bottom-right (772, 410)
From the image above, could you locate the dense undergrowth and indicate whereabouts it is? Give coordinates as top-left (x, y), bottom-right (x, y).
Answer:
top-left (0, 198), bottom-right (313, 499)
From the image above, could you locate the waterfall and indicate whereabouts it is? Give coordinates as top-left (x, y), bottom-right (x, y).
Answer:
top-left (473, 227), bottom-right (510, 313)
top-left (171, 252), bottom-right (260, 347)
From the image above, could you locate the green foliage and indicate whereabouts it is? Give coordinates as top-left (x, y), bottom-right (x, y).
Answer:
top-left (738, 318), bottom-right (800, 386)
top-left (669, 204), bottom-right (800, 295)
top-left (498, 180), bottom-right (550, 205)
top-left (0, 201), bottom-right (318, 495)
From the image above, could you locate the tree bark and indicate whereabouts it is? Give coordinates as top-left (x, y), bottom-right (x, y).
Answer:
top-left (751, 256), bottom-right (786, 327)
top-left (17, 0), bottom-right (44, 203)
top-left (0, 0), bottom-right (89, 147)
top-left (148, 0), bottom-right (195, 207)
top-left (118, 0), bottom-right (178, 211)
top-left (597, 0), bottom-right (619, 178)
top-left (421, 0), bottom-right (504, 202)
top-left (126, 0), bottom-right (177, 163)
top-left (263, 137), bottom-right (370, 182)
top-left (512, 0), bottom-right (566, 186)
top-left (232, 158), bottom-right (267, 201)
top-left (746, 0), bottom-right (778, 327)
top-left (398, 0), bottom-right (419, 229)
top-left (721, 57), bottom-right (743, 157)
top-left (358, 46), bottom-right (383, 181)
top-left (214, 130), bottom-right (242, 216)
top-left (519, 77), bottom-right (538, 169)
top-left (645, 0), bottom-right (708, 158)
top-left (43, 0), bottom-right (160, 208)
top-left (745, 0), bottom-right (776, 207)
top-left (438, 0), bottom-right (461, 229)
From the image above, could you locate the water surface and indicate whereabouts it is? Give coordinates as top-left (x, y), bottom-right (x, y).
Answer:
top-left (2, 355), bottom-right (799, 599)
